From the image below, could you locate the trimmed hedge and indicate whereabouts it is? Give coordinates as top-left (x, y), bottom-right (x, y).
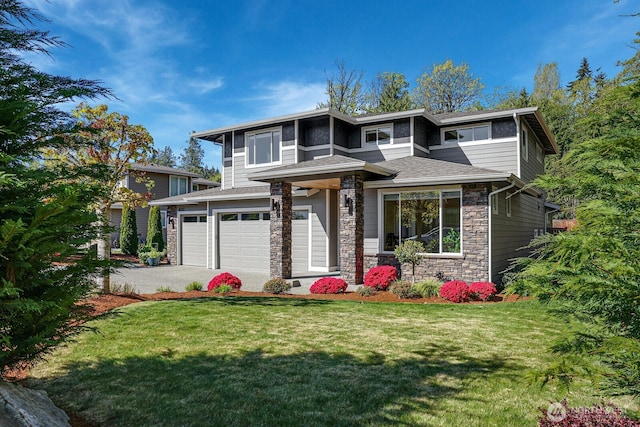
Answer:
top-left (363, 265), bottom-right (397, 290)
top-left (208, 272), bottom-right (242, 291)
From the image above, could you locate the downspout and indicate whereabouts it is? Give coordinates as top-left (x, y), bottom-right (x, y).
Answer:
top-left (488, 181), bottom-right (517, 283)
top-left (514, 112), bottom-right (521, 178)
top-left (544, 206), bottom-right (560, 234)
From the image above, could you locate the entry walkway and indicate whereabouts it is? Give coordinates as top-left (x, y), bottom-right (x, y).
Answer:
top-left (112, 264), bottom-right (350, 295)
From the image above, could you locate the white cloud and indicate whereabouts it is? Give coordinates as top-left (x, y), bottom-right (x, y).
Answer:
top-left (249, 80), bottom-right (326, 117)
top-left (188, 77), bottom-right (225, 95)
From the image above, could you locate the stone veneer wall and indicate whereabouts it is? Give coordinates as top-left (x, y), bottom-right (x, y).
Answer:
top-left (339, 174), bottom-right (364, 285)
top-left (166, 205), bottom-right (178, 265)
top-left (270, 182), bottom-right (292, 278)
top-left (364, 183), bottom-right (490, 283)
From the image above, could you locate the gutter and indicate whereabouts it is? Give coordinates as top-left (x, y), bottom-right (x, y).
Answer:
top-left (488, 181), bottom-right (517, 283)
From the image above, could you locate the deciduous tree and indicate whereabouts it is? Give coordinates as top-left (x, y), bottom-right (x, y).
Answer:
top-left (363, 72), bottom-right (414, 113)
top-left (317, 59), bottom-right (364, 115)
top-left (46, 103), bottom-right (155, 292)
top-left (413, 59), bottom-right (484, 113)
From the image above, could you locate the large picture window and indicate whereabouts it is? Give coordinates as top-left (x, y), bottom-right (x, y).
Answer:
top-left (247, 129), bottom-right (280, 166)
top-left (383, 190), bottom-right (461, 254)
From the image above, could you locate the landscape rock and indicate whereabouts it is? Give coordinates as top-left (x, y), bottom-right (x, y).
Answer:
top-left (0, 381), bottom-right (70, 427)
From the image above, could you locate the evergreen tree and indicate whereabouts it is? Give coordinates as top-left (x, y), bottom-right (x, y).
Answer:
top-left (364, 72), bottom-right (414, 113)
top-left (0, 0), bottom-right (113, 374)
top-left (147, 206), bottom-right (164, 252)
top-left (179, 138), bottom-right (205, 175)
top-left (119, 205), bottom-right (138, 255)
top-left (150, 146), bottom-right (177, 167)
top-left (510, 52), bottom-right (640, 397)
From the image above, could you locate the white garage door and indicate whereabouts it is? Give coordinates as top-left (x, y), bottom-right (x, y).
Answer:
top-left (218, 211), bottom-right (309, 274)
top-left (181, 214), bottom-right (208, 266)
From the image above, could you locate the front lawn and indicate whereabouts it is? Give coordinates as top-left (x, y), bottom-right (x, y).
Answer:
top-left (28, 298), bottom-right (637, 426)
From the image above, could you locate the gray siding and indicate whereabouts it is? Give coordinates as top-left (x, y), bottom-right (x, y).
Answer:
top-left (491, 191), bottom-right (545, 283)
top-left (520, 124), bottom-right (546, 183)
top-left (301, 147), bottom-right (331, 161)
top-left (430, 140), bottom-right (518, 175)
top-left (363, 188), bottom-right (378, 239)
top-left (232, 148), bottom-right (296, 188)
top-left (349, 145), bottom-right (412, 162)
top-left (329, 190), bottom-right (338, 267)
top-left (299, 117), bottom-right (330, 147)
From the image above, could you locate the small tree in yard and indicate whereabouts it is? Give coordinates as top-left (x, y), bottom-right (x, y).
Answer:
top-left (119, 205), bottom-right (138, 255)
top-left (394, 240), bottom-right (425, 283)
top-left (147, 205), bottom-right (164, 252)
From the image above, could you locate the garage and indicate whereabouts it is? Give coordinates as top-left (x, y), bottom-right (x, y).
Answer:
top-left (180, 214), bottom-right (208, 266)
top-left (217, 210), bottom-right (309, 274)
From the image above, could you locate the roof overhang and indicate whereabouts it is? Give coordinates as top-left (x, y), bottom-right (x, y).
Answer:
top-left (364, 172), bottom-right (513, 189)
top-left (249, 159), bottom-right (395, 184)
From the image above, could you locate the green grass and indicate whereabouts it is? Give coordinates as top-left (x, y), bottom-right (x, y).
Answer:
top-left (28, 298), bottom-right (637, 426)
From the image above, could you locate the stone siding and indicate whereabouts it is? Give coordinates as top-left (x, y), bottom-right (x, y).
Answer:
top-left (339, 174), bottom-right (364, 285)
top-left (270, 182), bottom-right (292, 278)
top-left (166, 206), bottom-right (178, 265)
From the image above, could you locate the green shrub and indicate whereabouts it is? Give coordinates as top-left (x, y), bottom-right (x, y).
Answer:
top-left (413, 277), bottom-right (443, 298)
top-left (262, 278), bottom-right (291, 294)
top-left (185, 281), bottom-right (203, 291)
top-left (356, 286), bottom-right (376, 297)
top-left (147, 206), bottom-right (164, 252)
top-left (111, 282), bottom-right (138, 295)
top-left (213, 284), bottom-right (233, 294)
top-left (389, 280), bottom-right (420, 299)
top-left (156, 286), bottom-right (173, 293)
top-left (394, 240), bottom-right (425, 283)
top-left (120, 205), bottom-right (138, 255)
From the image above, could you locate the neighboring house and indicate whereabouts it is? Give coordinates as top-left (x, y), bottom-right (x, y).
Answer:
top-left (111, 163), bottom-right (219, 246)
top-left (151, 107), bottom-right (558, 285)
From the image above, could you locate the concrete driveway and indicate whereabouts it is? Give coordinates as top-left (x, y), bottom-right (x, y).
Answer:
top-left (111, 263), bottom-right (351, 295)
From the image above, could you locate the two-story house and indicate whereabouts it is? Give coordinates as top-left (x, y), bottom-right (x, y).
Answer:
top-left (151, 107), bottom-right (558, 285)
top-left (111, 163), bottom-right (219, 247)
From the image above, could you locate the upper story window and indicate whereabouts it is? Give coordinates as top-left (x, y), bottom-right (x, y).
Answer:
top-left (363, 124), bottom-right (392, 145)
top-left (247, 128), bottom-right (280, 166)
top-left (443, 124), bottom-right (490, 144)
top-left (170, 175), bottom-right (188, 197)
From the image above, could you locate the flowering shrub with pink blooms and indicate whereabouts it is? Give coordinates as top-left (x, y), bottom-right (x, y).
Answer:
top-left (469, 281), bottom-right (497, 301)
top-left (439, 280), bottom-right (471, 303)
top-left (207, 272), bottom-right (242, 291)
top-left (309, 277), bottom-right (348, 294)
top-left (363, 265), bottom-right (397, 290)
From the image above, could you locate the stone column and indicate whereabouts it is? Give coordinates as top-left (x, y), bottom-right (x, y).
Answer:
top-left (270, 182), bottom-right (292, 278)
top-left (166, 205), bottom-right (178, 265)
top-left (461, 183), bottom-right (490, 282)
top-left (339, 174), bottom-right (364, 285)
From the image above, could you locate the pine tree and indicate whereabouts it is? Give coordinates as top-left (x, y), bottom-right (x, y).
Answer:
top-left (147, 206), bottom-right (164, 252)
top-left (119, 205), bottom-right (138, 255)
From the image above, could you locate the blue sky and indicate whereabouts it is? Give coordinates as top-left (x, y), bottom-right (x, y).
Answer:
top-left (23, 0), bottom-right (639, 169)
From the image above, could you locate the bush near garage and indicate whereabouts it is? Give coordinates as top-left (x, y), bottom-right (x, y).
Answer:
top-left (208, 272), bottom-right (242, 291)
top-left (439, 280), bottom-right (471, 303)
top-left (469, 281), bottom-right (497, 301)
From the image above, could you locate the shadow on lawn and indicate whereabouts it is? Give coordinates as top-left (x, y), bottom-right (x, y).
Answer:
top-left (31, 343), bottom-right (518, 427)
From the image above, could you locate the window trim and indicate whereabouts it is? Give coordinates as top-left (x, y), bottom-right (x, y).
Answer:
top-left (505, 194), bottom-right (512, 218)
top-left (521, 127), bottom-right (529, 161)
top-left (491, 193), bottom-right (499, 215)
top-left (245, 126), bottom-right (282, 168)
top-left (441, 123), bottom-right (491, 145)
top-left (362, 123), bottom-right (394, 146)
top-left (169, 175), bottom-right (189, 197)
top-left (379, 187), bottom-right (463, 256)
